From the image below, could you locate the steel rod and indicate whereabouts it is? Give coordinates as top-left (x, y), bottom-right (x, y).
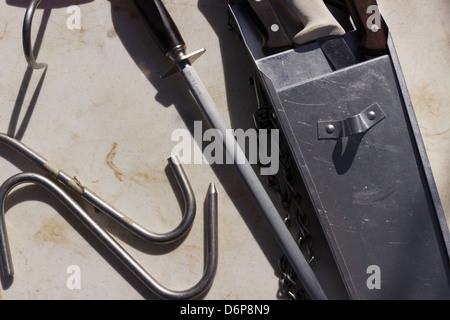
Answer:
top-left (179, 61), bottom-right (327, 300)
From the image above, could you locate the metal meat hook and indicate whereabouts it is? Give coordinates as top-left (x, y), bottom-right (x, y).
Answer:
top-left (0, 133), bottom-right (197, 244)
top-left (0, 172), bottom-right (218, 299)
top-left (23, 0), bottom-right (47, 69)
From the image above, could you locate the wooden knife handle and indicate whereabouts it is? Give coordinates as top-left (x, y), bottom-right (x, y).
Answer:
top-left (283, 0), bottom-right (346, 45)
top-left (345, 0), bottom-right (388, 55)
top-left (241, 0), bottom-right (292, 55)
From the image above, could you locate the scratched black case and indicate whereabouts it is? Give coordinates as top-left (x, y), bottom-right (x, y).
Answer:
top-left (229, 2), bottom-right (450, 299)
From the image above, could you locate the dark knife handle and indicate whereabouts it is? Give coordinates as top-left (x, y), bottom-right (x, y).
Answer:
top-left (345, 0), bottom-right (388, 55)
top-left (241, 0), bottom-right (292, 55)
top-left (134, 0), bottom-right (185, 57)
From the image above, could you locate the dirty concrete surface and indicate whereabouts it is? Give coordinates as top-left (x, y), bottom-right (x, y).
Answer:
top-left (0, 0), bottom-right (448, 299)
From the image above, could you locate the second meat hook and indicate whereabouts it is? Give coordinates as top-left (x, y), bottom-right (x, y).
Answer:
top-left (0, 172), bottom-right (218, 300)
top-left (0, 133), bottom-right (197, 244)
top-left (0, 133), bottom-right (218, 299)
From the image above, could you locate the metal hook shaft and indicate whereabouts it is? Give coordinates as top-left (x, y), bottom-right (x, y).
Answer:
top-left (0, 133), bottom-right (195, 244)
top-left (23, 0), bottom-right (47, 69)
top-left (0, 173), bottom-right (217, 299)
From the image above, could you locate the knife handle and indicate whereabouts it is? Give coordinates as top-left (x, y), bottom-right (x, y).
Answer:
top-left (241, 0), bottom-right (292, 55)
top-left (283, 0), bottom-right (346, 45)
top-left (133, 0), bottom-right (185, 58)
top-left (345, 0), bottom-right (388, 55)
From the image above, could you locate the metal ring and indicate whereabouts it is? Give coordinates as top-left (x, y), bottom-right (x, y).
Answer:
top-left (23, 0), bottom-right (47, 69)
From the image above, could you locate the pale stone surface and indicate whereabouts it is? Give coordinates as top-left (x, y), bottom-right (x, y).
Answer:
top-left (0, 0), bottom-right (447, 299)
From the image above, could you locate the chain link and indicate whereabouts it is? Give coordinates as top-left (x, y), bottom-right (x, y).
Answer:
top-left (252, 77), bottom-right (314, 300)
top-left (227, 8), bottom-right (315, 300)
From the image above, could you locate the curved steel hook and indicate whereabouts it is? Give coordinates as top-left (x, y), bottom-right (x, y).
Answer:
top-left (0, 173), bottom-right (218, 299)
top-left (23, 0), bottom-right (47, 69)
top-left (0, 133), bottom-right (195, 244)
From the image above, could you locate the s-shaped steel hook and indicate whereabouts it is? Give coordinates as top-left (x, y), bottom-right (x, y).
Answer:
top-left (23, 0), bottom-right (47, 69)
top-left (0, 172), bottom-right (218, 299)
top-left (0, 133), bottom-right (197, 244)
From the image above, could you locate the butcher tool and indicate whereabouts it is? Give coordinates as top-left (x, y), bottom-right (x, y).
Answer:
top-left (0, 133), bottom-right (217, 299)
top-left (229, 0), bottom-right (450, 299)
top-left (23, 0), bottom-right (47, 69)
top-left (133, 0), bottom-right (327, 300)
top-left (344, 0), bottom-right (388, 55)
top-left (283, 0), bottom-right (356, 69)
top-left (240, 0), bottom-right (292, 55)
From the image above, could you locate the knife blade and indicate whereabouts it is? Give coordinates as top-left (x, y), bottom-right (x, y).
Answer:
top-left (281, 0), bottom-right (356, 70)
top-left (240, 0), bottom-right (293, 55)
top-left (345, 0), bottom-right (388, 55)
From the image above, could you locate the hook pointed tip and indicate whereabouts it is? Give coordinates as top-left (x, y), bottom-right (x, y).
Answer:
top-left (168, 155), bottom-right (182, 165)
top-left (208, 183), bottom-right (216, 194)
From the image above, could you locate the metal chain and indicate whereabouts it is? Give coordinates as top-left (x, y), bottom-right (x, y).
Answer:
top-left (227, 8), bottom-right (315, 300)
top-left (251, 77), bottom-right (315, 300)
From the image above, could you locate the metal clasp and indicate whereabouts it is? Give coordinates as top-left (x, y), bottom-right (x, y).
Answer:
top-left (317, 103), bottom-right (386, 140)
